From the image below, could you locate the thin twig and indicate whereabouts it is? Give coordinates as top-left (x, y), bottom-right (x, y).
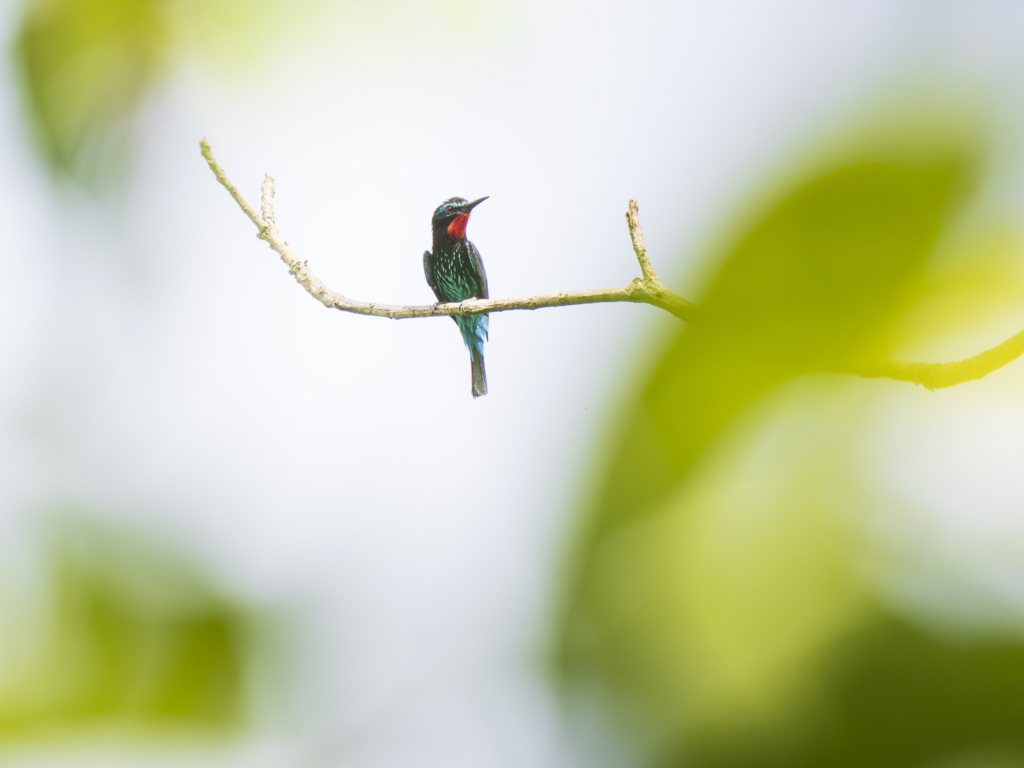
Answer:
top-left (851, 328), bottom-right (1024, 390)
top-left (626, 200), bottom-right (656, 282)
top-left (200, 138), bottom-right (1024, 389)
top-left (201, 141), bottom-right (264, 230)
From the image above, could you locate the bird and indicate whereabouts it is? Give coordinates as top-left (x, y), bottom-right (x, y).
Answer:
top-left (423, 196), bottom-right (490, 397)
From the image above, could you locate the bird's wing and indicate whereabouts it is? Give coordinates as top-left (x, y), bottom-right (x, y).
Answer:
top-left (423, 250), bottom-right (442, 302)
top-left (468, 241), bottom-right (489, 299)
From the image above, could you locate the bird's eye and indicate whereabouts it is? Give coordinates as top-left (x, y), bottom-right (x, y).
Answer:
top-left (442, 204), bottom-right (451, 213)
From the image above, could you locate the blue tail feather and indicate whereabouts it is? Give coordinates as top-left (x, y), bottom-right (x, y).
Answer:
top-left (455, 314), bottom-right (488, 397)
top-left (456, 314), bottom-right (489, 361)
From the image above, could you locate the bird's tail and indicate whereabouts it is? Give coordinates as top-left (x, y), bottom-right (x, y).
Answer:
top-left (471, 353), bottom-right (487, 398)
top-left (457, 314), bottom-right (489, 398)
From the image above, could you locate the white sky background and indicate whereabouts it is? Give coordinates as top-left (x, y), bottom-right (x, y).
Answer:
top-left (2, 1), bottom-right (1024, 766)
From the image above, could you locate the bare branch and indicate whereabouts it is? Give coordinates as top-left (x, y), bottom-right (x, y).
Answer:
top-left (200, 139), bottom-right (697, 322)
top-left (852, 328), bottom-right (1024, 390)
top-left (200, 138), bottom-right (1024, 389)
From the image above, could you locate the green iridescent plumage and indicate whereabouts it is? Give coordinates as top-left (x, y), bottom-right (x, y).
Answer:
top-left (423, 196), bottom-right (490, 397)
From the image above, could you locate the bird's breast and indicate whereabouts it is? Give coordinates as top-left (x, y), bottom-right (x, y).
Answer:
top-left (431, 242), bottom-right (477, 302)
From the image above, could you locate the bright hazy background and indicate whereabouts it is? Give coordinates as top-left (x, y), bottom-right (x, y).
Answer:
top-left (2, 1), bottom-right (1024, 767)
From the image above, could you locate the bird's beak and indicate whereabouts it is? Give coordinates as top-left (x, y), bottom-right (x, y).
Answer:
top-left (467, 196), bottom-right (489, 211)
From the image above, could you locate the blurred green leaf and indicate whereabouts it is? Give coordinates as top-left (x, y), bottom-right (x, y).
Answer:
top-left (11, 0), bottom-right (338, 187)
top-left (682, 614), bottom-right (1024, 768)
top-left (555, 131), bottom-right (1024, 766)
top-left (163, 0), bottom-right (329, 73)
top-left (563, 144), bottom-right (976, 601)
top-left (0, 523), bottom-right (257, 739)
top-left (13, 0), bottom-right (168, 184)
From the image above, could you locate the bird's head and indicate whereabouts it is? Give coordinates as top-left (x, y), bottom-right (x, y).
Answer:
top-left (431, 196), bottom-right (488, 240)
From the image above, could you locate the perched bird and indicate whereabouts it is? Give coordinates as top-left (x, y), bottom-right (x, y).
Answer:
top-left (423, 196), bottom-right (490, 397)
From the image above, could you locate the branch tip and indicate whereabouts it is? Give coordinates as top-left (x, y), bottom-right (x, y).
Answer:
top-left (199, 139), bottom-right (264, 230)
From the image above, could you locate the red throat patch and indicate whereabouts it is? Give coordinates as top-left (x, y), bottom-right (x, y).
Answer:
top-left (447, 213), bottom-right (469, 239)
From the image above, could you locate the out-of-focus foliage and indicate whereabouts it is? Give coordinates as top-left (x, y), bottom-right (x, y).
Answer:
top-left (0, 522), bottom-right (258, 740)
top-left (557, 127), bottom-right (1024, 767)
top-left (10, 0), bottom-right (323, 187)
top-left (13, 0), bottom-right (167, 183)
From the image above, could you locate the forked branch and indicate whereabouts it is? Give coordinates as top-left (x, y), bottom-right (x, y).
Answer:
top-left (200, 140), bottom-right (696, 322)
top-left (200, 139), bottom-right (1024, 390)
